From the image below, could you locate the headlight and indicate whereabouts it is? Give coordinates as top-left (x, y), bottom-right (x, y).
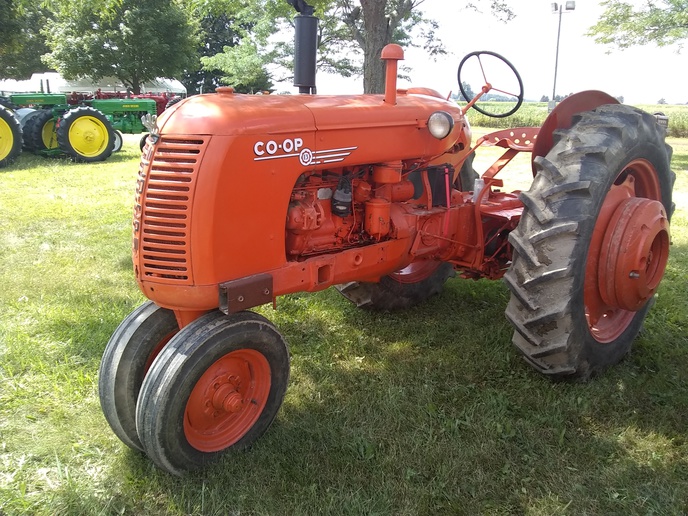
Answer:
top-left (427, 111), bottom-right (454, 139)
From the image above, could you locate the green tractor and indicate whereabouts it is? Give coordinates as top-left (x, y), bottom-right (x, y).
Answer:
top-left (90, 98), bottom-right (157, 152)
top-left (6, 93), bottom-right (115, 163)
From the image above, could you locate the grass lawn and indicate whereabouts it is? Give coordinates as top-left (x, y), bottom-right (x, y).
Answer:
top-left (0, 129), bottom-right (687, 515)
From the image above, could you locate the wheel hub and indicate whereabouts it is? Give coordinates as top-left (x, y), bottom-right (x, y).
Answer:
top-left (184, 349), bottom-right (271, 452)
top-left (585, 165), bottom-right (669, 343)
top-left (212, 382), bottom-right (244, 414)
top-left (597, 196), bottom-right (669, 311)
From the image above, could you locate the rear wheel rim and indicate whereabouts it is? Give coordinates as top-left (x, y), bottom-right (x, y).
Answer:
top-left (68, 116), bottom-right (109, 157)
top-left (584, 159), bottom-right (669, 343)
top-left (184, 349), bottom-right (271, 452)
top-left (41, 119), bottom-right (58, 149)
top-left (0, 118), bottom-right (14, 160)
top-left (0, 118), bottom-right (13, 160)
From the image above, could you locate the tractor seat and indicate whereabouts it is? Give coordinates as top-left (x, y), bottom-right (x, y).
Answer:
top-left (476, 127), bottom-right (539, 152)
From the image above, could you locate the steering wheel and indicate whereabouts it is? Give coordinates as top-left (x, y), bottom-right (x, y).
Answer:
top-left (457, 50), bottom-right (524, 118)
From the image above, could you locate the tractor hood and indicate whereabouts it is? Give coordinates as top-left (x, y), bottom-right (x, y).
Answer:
top-left (157, 88), bottom-right (465, 140)
top-left (155, 88), bottom-right (468, 167)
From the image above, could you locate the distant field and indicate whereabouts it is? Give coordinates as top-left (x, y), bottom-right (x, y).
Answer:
top-left (465, 101), bottom-right (688, 138)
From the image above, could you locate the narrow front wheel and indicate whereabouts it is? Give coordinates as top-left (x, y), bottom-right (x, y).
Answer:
top-left (113, 130), bottom-right (123, 152)
top-left (98, 301), bottom-right (179, 451)
top-left (136, 311), bottom-right (290, 475)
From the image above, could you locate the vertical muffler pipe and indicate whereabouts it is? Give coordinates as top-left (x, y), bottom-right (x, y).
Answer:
top-left (293, 14), bottom-right (318, 94)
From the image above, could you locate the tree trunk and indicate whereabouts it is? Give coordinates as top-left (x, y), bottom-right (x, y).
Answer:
top-left (360, 0), bottom-right (390, 94)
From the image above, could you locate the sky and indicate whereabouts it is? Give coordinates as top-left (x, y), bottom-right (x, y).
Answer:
top-left (289, 0), bottom-right (686, 105)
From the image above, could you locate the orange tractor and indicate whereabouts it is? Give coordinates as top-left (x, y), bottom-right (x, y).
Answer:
top-left (99, 13), bottom-right (674, 476)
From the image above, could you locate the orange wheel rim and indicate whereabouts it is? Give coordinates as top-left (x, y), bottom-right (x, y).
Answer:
top-left (584, 159), bottom-right (669, 343)
top-left (184, 349), bottom-right (271, 452)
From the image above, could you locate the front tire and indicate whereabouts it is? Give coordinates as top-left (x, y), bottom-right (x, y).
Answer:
top-left (56, 106), bottom-right (114, 162)
top-left (504, 104), bottom-right (673, 379)
top-left (98, 302), bottom-right (179, 451)
top-left (136, 311), bottom-right (290, 475)
top-left (0, 106), bottom-right (22, 168)
top-left (336, 261), bottom-right (454, 310)
top-left (112, 130), bottom-right (123, 152)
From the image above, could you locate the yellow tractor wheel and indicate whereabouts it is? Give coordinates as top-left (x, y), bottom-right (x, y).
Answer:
top-left (56, 106), bottom-right (114, 162)
top-left (0, 106), bottom-right (22, 168)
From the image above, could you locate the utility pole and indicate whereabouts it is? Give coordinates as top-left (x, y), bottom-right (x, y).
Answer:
top-left (550, 1), bottom-right (576, 112)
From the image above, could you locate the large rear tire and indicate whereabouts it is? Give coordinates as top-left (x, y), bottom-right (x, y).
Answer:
top-left (136, 311), bottom-right (290, 476)
top-left (98, 302), bottom-right (179, 451)
top-left (56, 106), bottom-right (114, 162)
top-left (504, 104), bottom-right (674, 380)
top-left (336, 261), bottom-right (454, 311)
top-left (24, 109), bottom-right (58, 152)
top-left (0, 106), bottom-right (22, 168)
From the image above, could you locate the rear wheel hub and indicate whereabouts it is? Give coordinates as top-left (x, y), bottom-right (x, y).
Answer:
top-left (598, 195), bottom-right (669, 312)
top-left (585, 162), bottom-right (670, 343)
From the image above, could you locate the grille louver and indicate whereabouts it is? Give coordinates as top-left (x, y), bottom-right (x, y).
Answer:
top-left (138, 137), bottom-right (208, 284)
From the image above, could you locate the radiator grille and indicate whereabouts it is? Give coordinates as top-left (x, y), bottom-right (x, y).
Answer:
top-left (138, 137), bottom-right (208, 284)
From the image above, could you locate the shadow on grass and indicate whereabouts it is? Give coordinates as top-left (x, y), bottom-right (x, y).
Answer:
top-left (71, 250), bottom-right (688, 514)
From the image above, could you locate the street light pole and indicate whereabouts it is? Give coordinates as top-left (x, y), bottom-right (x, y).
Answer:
top-left (550, 2), bottom-right (575, 111)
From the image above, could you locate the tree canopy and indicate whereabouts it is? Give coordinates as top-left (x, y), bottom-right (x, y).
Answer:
top-left (1, 0), bottom-right (516, 96)
top-left (43, 0), bottom-right (199, 94)
top-left (203, 0), bottom-right (515, 94)
top-left (588, 0), bottom-right (688, 50)
top-left (0, 1), bottom-right (53, 79)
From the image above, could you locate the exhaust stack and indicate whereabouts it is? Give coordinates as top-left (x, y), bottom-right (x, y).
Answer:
top-left (289, 0), bottom-right (318, 94)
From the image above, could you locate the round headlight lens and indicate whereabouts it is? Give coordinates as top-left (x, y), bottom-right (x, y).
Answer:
top-left (427, 111), bottom-right (454, 139)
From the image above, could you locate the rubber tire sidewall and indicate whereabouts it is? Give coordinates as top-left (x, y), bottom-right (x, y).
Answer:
top-left (568, 125), bottom-right (672, 373)
top-left (98, 301), bottom-right (179, 451)
top-left (25, 109), bottom-right (57, 152)
top-left (0, 106), bottom-right (22, 168)
top-left (504, 105), bottom-right (673, 379)
top-left (336, 262), bottom-right (454, 311)
top-left (113, 130), bottom-right (123, 152)
top-left (136, 310), bottom-right (290, 476)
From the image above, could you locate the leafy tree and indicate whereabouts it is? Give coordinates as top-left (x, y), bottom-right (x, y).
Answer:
top-left (341, 0), bottom-right (515, 93)
top-left (540, 94), bottom-right (549, 102)
top-left (0, 1), bottom-right (53, 79)
top-left (461, 81), bottom-right (475, 101)
top-left (43, 0), bottom-right (199, 94)
top-left (658, 98), bottom-right (667, 104)
top-left (588, 0), bottom-right (688, 49)
top-left (182, 0), bottom-right (274, 94)
top-left (204, 0), bottom-right (514, 94)
top-left (615, 95), bottom-right (624, 103)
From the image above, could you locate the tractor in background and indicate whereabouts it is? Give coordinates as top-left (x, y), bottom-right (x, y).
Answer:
top-left (98, 8), bottom-right (674, 476)
top-left (89, 98), bottom-right (157, 152)
top-left (0, 90), bottom-right (169, 167)
top-left (0, 92), bottom-right (115, 163)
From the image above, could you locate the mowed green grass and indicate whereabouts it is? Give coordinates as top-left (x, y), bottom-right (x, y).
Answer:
top-left (0, 130), bottom-right (687, 515)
